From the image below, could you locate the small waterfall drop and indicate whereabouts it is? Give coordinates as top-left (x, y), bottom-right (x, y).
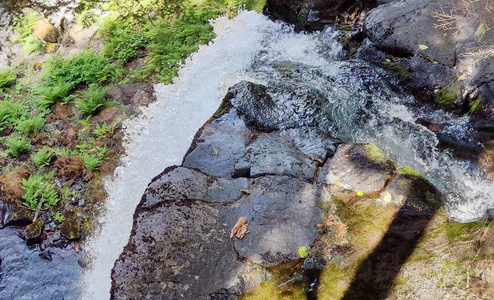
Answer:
top-left (82, 10), bottom-right (494, 299)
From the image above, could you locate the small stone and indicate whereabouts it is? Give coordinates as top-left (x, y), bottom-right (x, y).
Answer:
top-left (78, 199), bottom-right (85, 207)
top-left (60, 219), bottom-right (81, 240)
top-left (39, 249), bottom-right (53, 261)
top-left (25, 219), bottom-right (44, 246)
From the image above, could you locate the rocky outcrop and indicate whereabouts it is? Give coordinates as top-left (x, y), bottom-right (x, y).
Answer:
top-left (264, 0), bottom-right (377, 31)
top-left (111, 79), bottom-right (446, 298)
top-left (361, 0), bottom-right (494, 113)
top-left (0, 167), bottom-right (33, 227)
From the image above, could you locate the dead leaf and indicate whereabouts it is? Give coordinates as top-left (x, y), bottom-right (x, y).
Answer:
top-left (418, 45), bottom-right (429, 50)
top-left (212, 147), bottom-right (219, 156)
top-left (230, 217), bottom-right (249, 239)
top-left (241, 189), bottom-right (251, 195)
top-left (74, 241), bottom-right (80, 253)
top-left (457, 74), bottom-right (467, 81)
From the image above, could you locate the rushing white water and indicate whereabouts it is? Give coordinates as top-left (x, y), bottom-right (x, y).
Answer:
top-left (82, 9), bottom-right (494, 299)
top-left (80, 11), bottom-right (320, 299)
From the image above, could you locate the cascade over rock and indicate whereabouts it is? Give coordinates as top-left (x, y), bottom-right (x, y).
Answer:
top-left (110, 79), bottom-right (444, 298)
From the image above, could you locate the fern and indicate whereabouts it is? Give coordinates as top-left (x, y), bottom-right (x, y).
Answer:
top-left (33, 81), bottom-right (74, 110)
top-left (31, 146), bottom-right (54, 166)
top-left (81, 152), bottom-right (100, 171)
top-left (75, 84), bottom-right (115, 115)
top-left (0, 99), bottom-right (29, 129)
top-left (21, 175), bottom-right (59, 210)
top-left (5, 133), bottom-right (31, 157)
top-left (16, 115), bottom-right (46, 135)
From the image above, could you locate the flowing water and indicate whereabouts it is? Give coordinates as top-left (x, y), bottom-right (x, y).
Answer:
top-left (82, 10), bottom-right (494, 299)
top-left (1, 9), bottom-right (492, 300)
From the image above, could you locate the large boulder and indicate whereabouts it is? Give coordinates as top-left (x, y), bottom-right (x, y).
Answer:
top-left (0, 167), bottom-right (33, 227)
top-left (264, 0), bottom-right (377, 31)
top-left (32, 19), bottom-right (59, 43)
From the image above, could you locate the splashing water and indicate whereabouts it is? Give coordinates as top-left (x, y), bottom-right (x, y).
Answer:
top-left (82, 10), bottom-right (494, 299)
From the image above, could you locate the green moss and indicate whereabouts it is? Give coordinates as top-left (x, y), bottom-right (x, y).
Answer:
top-left (435, 86), bottom-right (458, 107)
top-left (364, 143), bottom-right (388, 164)
top-left (443, 221), bottom-right (490, 243)
top-left (397, 166), bottom-right (423, 179)
top-left (468, 98), bottom-right (482, 115)
top-left (25, 219), bottom-right (44, 240)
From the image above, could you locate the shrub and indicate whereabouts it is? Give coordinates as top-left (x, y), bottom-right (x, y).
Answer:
top-left (31, 146), bottom-right (54, 166)
top-left (81, 152), bottom-right (100, 171)
top-left (102, 20), bottom-right (148, 63)
top-left (0, 99), bottom-right (28, 129)
top-left (5, 133), bottom-right (31, 157)
top-left (75, 84), bottom-right (115, 115)
top-left (21, 175), bottom-right (59, 210)
top-left (33, 81), bottom-right (74, 110)
top-left (16, 115), bottom-right (46, 134)
top-left (0, 70), bottom-right (16, 88)
top-left (43, 51), bottom-right (116, 86)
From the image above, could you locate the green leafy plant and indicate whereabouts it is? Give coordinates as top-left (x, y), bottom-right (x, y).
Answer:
top-left (102, 20), bottom-right (148, 63)
top-left (13, 11), bottom-right (44, 55)
top-left (16, 115), bottom-right (46, 134)
top-left (52, 211), bottom-right (65, 223)
top-left (31, 146), bottom-right (55, 166)
top-left (33, 81), bottom-right (74, 110)
top-left (94, 121), bottom-right (117, 138)
top-left (81, 152), bottom-right (100, 171)
top-left (0, 70), bottom-right (16, 88)
top-left (5, 133), bottom-right (31, 157)
top-left (75, 84), bottom-right (115, 115)
top-left (0, 99), bottom-right (29, 129)
top-left (43, 51), bottom-right (117, 86)
top-left (21, 175), bottom-right (59, 210)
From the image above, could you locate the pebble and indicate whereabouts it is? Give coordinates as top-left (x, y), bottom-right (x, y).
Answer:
top-left (39, 249), bottom-right (53, 261)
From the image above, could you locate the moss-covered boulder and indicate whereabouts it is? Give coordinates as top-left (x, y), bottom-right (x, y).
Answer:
top-left (54, 155), bottom-right (85, 184)
top-left (32, 19), bottom-right (59, 43)
top-left (25, 219), bottom-right (44, 246)
top-left (60, 219), bottom-right (81, 240)
top-left (0, 167), bottom-right (34, 227)
top-left (318, 143), bottom-right (396, 202)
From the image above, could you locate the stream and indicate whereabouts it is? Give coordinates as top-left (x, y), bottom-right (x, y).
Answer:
top-left (0, 10), bottom-right (492, 299)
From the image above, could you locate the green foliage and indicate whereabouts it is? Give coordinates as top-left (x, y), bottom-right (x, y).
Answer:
top-left (144, 9), bottom-right (217, 83)
top-left (75, 84), bottom-right (114, 115)
top-left (44, 52), bottom-right (117, 86)
top-left (81, 152), bottom-right (100, 171)
top-left (16, 115), bottom-right (46, 134)
top-left (0, 70), bottom-right (16, 88)
top-left (33, 81), bottom-right (74, 110)
top-left (0, 99), bottom-right (29, 129)
top-left (5, 133), bottom-right (31, 157)
top-left (102, 20), bottom-right (148, 63)
top-left (52, 211), bottom-right (65, 223)
top-left (13, 11), bottom-right (44, 55)
top-left (94, 121), bottom-right (117, 138)
top-left (298, 246), bottom-right (309, 258)
top-left (468, 98), bottom-right (482, 115)
top-left (31, 146), bottom-right (55, 166)
top-left (21, 175), bottom-right (59, 210)
top-left (436, 86), bottom-right (458, 108)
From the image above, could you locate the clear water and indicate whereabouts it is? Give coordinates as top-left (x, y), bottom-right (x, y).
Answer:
top-left (78, 10), bottom-right (494, 299)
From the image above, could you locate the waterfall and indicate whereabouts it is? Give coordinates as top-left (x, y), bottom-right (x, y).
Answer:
top-left (81, 10), bottom-right (494, 299)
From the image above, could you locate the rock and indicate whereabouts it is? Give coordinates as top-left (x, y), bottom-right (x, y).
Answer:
top-left (32, 19), bottom-right (59, 43)
top-left (111, 167), bottom-right (244, 299)
top-left (54, 156), bottom-right (85, 184)
top-left (264, 0), bottom-right (376, 31)
top-left (224, 176), bottom-right (325, 266)
top-left (25, 219), bottom-right (44, 246)
top-left (318, 143), bottom-right (396, 201)
top-left (51, 102), bottom-right (73, 120)
top-left (0, 167), bottom-right (33, 227)
top-left (44, 42), bottom-right (59, 54)
top-left (235, 132), bottom-right (320, 179)
top-left (141, 166), bottom-right (249, 209)
top-left (107, 83), bottom-right (156, 110)
top-left (39, 249), bottom-right (53, 261)
top-left (183, 110), bottom-right (251, 178)
top-left (91, 106), bottom-right (118, 126)
top-left (60, 219), bottom-right (81, 240)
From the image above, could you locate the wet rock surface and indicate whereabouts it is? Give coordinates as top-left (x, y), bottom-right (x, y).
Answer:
top-left (111, 80), bottom-right (447, 298)
top-left (0, 167), bottom-right (33, 227)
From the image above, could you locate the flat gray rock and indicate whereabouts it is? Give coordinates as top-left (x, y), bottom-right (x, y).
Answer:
top-left (224, 176), bottom-right (326, 267)
top-left (235, 133), bottom-right (319, 180)
top-left (183, 111), bottom-right (251, 178)
top-left (318, 143), bottom-right (396, 197)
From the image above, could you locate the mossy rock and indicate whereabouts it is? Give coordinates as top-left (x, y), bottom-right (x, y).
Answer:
top-left (60, 219), bottom-right (81, 240)
top-left (435, 86), bottom-right (458, 108)
top-left (25, 219), bottom-right (44, 245)
top-left (33, 19), bottom-right (59, 43)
